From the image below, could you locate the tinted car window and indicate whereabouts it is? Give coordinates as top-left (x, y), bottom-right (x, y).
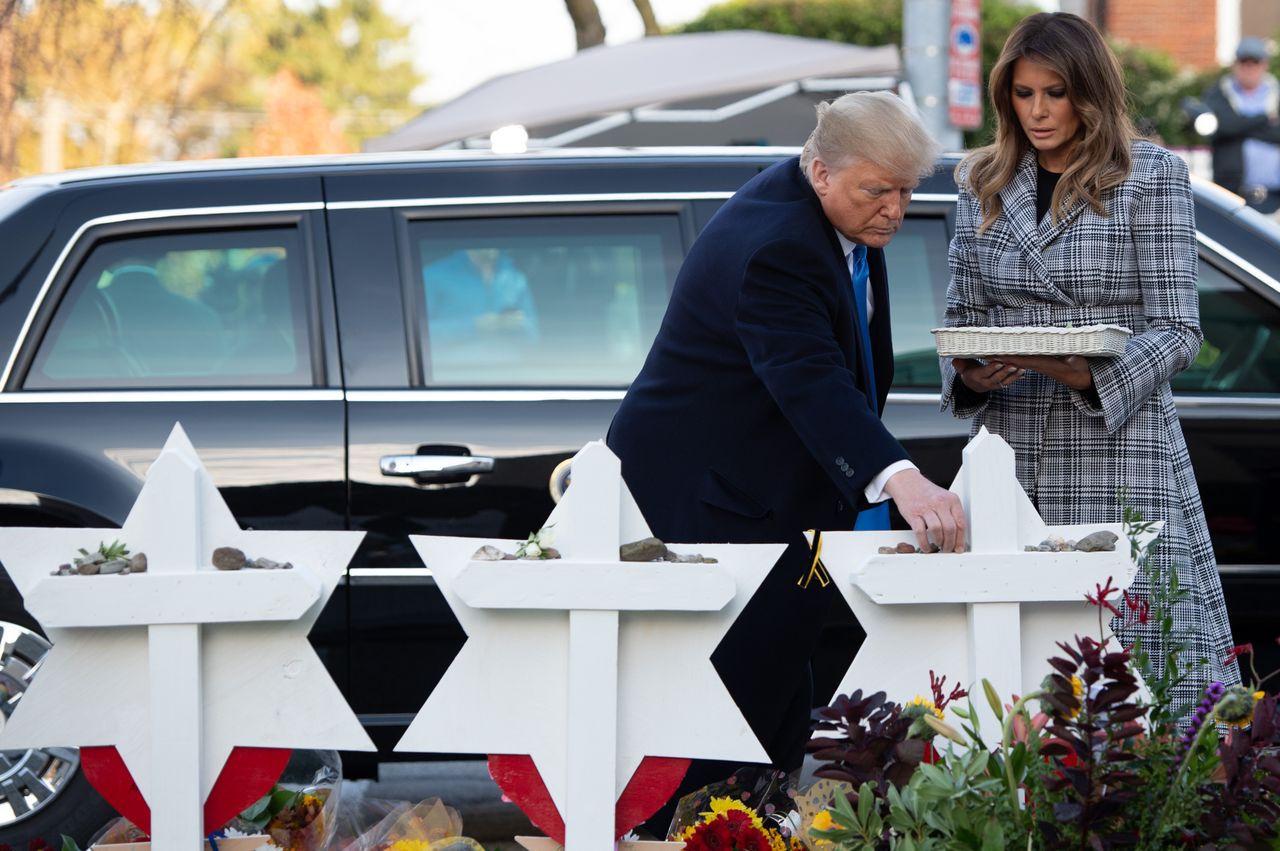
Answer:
top-left (1174, 261), bottom-right (1280, 394)
top-left (409, 214), bottom-right (682, 386)
top-left (884, 214), bottom-right (950, 388)
top-left (27, 228), bottom-right (311, 388)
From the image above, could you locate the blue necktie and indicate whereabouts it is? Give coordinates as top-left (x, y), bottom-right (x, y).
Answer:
top-left (849, 245), bottom-right (890, 531)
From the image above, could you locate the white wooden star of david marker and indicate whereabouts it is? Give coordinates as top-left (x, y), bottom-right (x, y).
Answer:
top-left (816, 428), bottom-right (1159, 745)
top-left (0, 424), bottom-right (374, 850)
top-left (398, 441), bottom-right (782, 851)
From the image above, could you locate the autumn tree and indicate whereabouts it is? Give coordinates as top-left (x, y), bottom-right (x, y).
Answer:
top-left (0, 0), bottom-right (422, 180)
top-left (244, 68), bottom-right (350, 156)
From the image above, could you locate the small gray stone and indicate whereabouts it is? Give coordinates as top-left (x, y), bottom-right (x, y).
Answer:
top-left (1074, 531), bottom-right (1119, 552)
top-left (878, 546), bottom-right (897, 555)
top-left (76, 560), bottom-right (100, 575)
top-left (472, 545), bottom-right (509, 561)
top-left (57, 563), bottom-right (73, 574)
top-left (620, 537), bottom-right (668, 562)
top-left (253, 557), bottom-right (288, 570)
top-left (128, 553), bottom-right (148, 573)
top-left (1025, 545), bottom-right (1038, 552)
top-left (211, 546), bottom-right (246, 571)
top-left (540, 547), bottom-right (561, 560)
top-left (120, 568), bottom-right (130, 575)
top-left (99, 559), bottom-right (127, 575)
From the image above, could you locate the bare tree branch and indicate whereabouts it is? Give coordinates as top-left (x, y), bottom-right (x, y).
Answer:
top-left (632, 0), bottom-right (660, 35)
top-left (564, 0), bottom-right (605, 50)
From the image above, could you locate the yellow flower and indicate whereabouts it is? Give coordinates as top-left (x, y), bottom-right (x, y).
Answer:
top-left (811, 809), bottom-right (835, 832)
top-left (1066, 675), bottom-right (1085, 720)
top-left (1214, 685), bottom-right (1266, 729)
top-left (704, 796), bottom-right (764, 829)
top-left (905, 695), bottom-right (944, 720)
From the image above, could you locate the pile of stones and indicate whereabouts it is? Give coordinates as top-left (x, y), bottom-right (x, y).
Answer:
top-left (1023, 531), bottom-right (1118, 552)
top-left (470, 536), bottom-right (718, 564)
top-left (53, 550), bottom-right (148, 576)
top-left (211, 546), bottom-right (294, 571)
top-left (873, 530), bottom-right (1119, 555)
top-left (619, 536), bottom-right (718, 564)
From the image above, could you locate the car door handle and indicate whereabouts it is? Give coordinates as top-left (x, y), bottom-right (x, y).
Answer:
top-left (379, 454), bottom-right (496, 478)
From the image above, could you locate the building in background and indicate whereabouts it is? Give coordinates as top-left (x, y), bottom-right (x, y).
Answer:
top-left (1058, 0), bottom-right (1274, 71)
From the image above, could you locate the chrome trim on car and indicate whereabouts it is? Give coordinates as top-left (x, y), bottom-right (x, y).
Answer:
top-left (347, 389), bottom-right (627, 403)
top-left (347, 567), bottom-right (436, 581)
top-left (355, 712), bottom-right (421, 727)
top-left (1171, 394), bottom-right (1280, 409)
top-left (331, 191), bottom-right (962, 212)
top-left (0, 389), bottom-right (342, 404)
top-left (0, 202), bottom-right (325, 392)
top-left (1218, 564), bottom-right (1280, 576)
top-left (5, 388), bottom-right (1263, 409)
top-left (11, 147), bottom-right (807, 188)
top-left (886, 391), bottom-right (943, 403)
top-left (327, 191), bottom-right (735, 211)
top-left (1196, 232), bottom-right (1280, 297)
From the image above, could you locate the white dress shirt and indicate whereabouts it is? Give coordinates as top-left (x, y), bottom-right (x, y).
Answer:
top-left (834, 232), bottom-right (917, 503)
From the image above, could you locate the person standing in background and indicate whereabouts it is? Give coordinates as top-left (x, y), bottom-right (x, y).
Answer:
top-left (1202, 37), bottom-right (1280, 214)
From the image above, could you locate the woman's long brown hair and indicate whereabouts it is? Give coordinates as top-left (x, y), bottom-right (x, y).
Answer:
top-left (958, 12), bottom-right (1136, 232)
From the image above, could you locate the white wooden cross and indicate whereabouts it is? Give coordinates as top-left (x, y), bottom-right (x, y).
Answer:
top-left (0, 424), bottom-right (374, 849)
top-left (817, 428), bottom-right (1158, 744)
top-left (398, 441), bottom-right (783, 851)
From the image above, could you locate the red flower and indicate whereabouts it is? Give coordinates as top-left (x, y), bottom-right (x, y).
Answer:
top-left (1225, 643), bottom-right (1254, 665)
top-left (1085, 576), bottom-right (1122, 617)
top-left (684, 814), bottom-right (775, 851)
top-left (929, 669), bottom-right (968, 711)
top-left (1122, 590), bottom-right (1151, 625)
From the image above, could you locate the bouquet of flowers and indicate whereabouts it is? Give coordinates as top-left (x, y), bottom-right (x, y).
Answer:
top-left (800, 513), bottom-right (1280, 849)
top-left (667, 768), bottom-right (805, 850)
top-left (678, 797), bottom-right (804, 851)
top-left (357, 799), bottom-right (485, 850)
top-left (231, 750), bottom-right (343, 851)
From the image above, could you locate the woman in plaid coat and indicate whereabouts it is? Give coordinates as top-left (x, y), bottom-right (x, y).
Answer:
top-left (941, 12), bottom-right (1239, 709)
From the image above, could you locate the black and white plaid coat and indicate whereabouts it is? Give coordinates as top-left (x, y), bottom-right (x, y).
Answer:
top-left (941, 141), bottom-right (1240, 707)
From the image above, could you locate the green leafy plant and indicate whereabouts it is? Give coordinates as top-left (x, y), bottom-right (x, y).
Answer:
top-left (239, 784), bottom-right (308, 830)
top-left (803, 511), bottom-right (1280, 849)
top-left (77, 539), bottom-right (130, 561)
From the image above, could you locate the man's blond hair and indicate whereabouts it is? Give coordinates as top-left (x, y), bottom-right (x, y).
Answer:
top-left (800, 91), bottom-right (940, 182)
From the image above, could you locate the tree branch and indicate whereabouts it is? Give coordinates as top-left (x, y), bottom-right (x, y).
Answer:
top-left (564, 0), bottom-right (605, 50)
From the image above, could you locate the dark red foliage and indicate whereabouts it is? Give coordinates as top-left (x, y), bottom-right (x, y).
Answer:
top-left (1195, 694), bottom-right (1280, 847)
top-left (1036, 635), bottom-right (1150, 848)
top-left (807, 689), bottom-right (923, 794)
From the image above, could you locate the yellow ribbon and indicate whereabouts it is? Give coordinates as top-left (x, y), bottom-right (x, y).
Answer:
top-left (797, 530), bottom-right (830, 589)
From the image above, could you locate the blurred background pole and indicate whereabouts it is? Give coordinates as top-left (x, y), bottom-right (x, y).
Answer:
top-left (903, 0), bottom-right (964, 151)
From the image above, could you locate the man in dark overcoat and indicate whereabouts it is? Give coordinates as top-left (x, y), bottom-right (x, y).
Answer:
top-left (606, 91), bottom-right (968, 834)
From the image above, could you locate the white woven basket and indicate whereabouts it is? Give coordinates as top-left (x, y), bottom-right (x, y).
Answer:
top-left (932, 324), bottom-right (1132, 358)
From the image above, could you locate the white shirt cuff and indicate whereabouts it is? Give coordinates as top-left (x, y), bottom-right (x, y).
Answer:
top-left (865, 460), bottom-right (917, 503)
